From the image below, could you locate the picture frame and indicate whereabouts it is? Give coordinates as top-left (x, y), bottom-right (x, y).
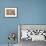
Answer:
top-left (5, 8), bottom-right (17, 17)
top-left (18, 24), bottom-right (46, 42)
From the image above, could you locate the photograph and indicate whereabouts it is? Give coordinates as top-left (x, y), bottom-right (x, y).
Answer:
top-left (5, 8), bottom-right (17, 17)
top-left (18, 24), bottom-right (46, 46)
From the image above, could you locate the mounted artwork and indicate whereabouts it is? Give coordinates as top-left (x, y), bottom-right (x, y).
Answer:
top-left (18, 25), bottom-right (46, 41)
top-left (5, 8), bottom-right (17, 17)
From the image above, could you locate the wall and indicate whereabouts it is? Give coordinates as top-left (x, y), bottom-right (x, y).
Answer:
top-left (0, 0), bottom-right (46, 44)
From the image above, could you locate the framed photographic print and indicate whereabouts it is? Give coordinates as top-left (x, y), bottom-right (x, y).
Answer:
top-left (18, 24), bottom-right (46, 42)
top-left (5, 8), bottom-right (17, 17)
